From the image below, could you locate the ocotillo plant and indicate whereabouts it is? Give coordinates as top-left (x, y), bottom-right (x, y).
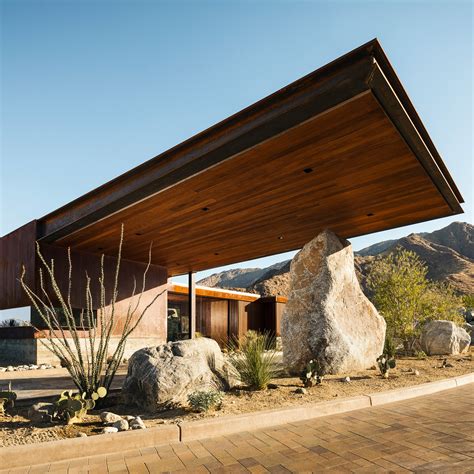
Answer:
top-left (20, 225), bottom-right (164, 397)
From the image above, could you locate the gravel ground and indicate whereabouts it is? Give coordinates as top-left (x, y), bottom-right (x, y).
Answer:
top-left (1, 351), bottom-right (472, 448)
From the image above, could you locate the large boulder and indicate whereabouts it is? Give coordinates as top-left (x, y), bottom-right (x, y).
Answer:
top-left (281, 229), bottom-right (386, 374)
top-left (420, 320), bottom-right (471, 355)
top-left (121, 337), bottom-right (228, 410)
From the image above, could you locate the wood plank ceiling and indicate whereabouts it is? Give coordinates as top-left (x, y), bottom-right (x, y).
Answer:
top-left (32, 40), bottom-right (463, 277)
top-left (52, 91), bottom-right (457, 276)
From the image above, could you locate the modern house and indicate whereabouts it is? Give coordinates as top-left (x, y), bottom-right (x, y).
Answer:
top-left (0, 39), bottom-right (464, 364)
top-left (0, 283), bottom-right (286, 364)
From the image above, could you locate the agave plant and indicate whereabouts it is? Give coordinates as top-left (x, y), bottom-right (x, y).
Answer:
top-left (226, 331), bottom-right (278, 390)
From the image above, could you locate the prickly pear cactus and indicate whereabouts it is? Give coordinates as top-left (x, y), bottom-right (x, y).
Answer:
top-left (54, 387), bottom-right (107, 424)
top-left (0, 398), bottom-right (7, 415)
top-left (0, 390), bottom-right (17, 412)
top-left (376, 354), bottom-right (396, 379)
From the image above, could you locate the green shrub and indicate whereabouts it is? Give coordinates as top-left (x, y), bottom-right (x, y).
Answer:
top-left (415, 350), bottom-right (427, 360)
top-left (227, 331), bottom-right (278, 390)
top-left (187, 390), bottom-right (223, 412)
top-left (367, 248), bottom-right (464, 354)
top-left (383, 335), bottom-right (397, 359)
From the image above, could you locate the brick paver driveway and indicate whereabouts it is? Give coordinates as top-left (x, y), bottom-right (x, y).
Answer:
top-left (8, 384), bottom-right (474, 473)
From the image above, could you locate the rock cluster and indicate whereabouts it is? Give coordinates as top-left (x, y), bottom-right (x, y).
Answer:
top-left (420, 320), bottom-right (471, 355)
top-left (0, 364), bottom-right (54, 372)
top-left (99, 411), bottom-right (146, 433)
top-left (121, 337), bottom-right (230, 411)
top-left (281, 230), bottom-right (386, 375)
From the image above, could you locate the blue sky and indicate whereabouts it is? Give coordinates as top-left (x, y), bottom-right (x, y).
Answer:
top-left (1, 0), bottom-right (472, 296)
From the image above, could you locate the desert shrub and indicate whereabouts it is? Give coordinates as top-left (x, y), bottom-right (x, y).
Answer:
top-left (383, 335), bottom-right (397, 359)
top-left (187, 389), bottom-right (223, 412)
top-left (20, 226), bottom-right (165, 397)
top-left (463, 294), bottom-right (474, 311)
top-left (367, 248), bottom-right (464, 354)
top-left (300, 359), bottom-right (324, 387)
top-left (227, 331), bottom-right (278, 390)
top-left (0, 319), bottom-right (30, 327)
top-left (420, 282), bottom-right (464, 325)
top-left (415, 350), bottom-right (427, 360)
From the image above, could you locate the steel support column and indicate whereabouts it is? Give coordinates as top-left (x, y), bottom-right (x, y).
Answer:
top-left (188, 272), bottom-right (196, 339)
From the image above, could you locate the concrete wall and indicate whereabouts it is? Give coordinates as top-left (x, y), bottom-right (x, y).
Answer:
top-left (0, 338), bottom-right (38, 364)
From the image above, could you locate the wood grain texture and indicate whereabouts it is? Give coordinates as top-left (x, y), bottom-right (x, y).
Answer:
top-left (53, 92), bottom-right (456, 276)
top-left (169, 283), bottom-right (259, 302)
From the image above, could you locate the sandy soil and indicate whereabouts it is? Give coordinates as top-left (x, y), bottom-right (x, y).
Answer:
top-left (1, 351), bottom-right (472, 447)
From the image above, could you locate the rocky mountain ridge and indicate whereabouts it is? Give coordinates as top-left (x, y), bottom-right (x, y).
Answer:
top-left (197, 222), bottom-right (474, 297)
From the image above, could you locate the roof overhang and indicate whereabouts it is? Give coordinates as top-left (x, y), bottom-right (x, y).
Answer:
top-left (34, 39), bottom-right (463, 276)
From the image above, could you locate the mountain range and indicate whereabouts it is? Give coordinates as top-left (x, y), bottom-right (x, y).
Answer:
top-left (197, 221), bottom-right (474, 297)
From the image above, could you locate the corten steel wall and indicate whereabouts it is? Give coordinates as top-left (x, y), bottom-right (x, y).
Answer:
top-left (1, 222), bottom-right (168, 340)
top-left (35, 244), bottom-right (168, 338)
top-left (0, 221), bottom-right (37, 309)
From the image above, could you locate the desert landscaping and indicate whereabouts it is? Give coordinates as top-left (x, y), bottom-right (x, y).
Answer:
top-left (1, 227), bottom-right (472, 456)
top-left (1, 14), bottom-right (472, 471)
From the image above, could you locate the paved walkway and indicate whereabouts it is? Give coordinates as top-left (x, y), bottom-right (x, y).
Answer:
top-left (7, 384), bottom-right (474, 473)
top-left (0, 368), bottom-right (127, 400)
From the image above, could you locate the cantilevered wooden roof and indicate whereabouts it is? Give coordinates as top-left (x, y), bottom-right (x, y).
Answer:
top-left (36, 39), bottom-right (463, 276)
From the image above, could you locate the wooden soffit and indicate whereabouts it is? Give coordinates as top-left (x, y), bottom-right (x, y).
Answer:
top-left (35, 39), bottom-right (463, 276)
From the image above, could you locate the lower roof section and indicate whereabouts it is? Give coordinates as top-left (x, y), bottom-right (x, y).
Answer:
top-left (26, 39), bottom-right (462, 276)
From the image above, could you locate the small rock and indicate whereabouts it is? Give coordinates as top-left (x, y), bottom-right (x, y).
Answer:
top-left (342, 376), bottom-right (351, 383)
top-left (129, 416), bottom-right (146, 430)
top-left (369, 365), bottom-right (377, 370)
top-left (295, 388), bottom-right (307, 394)
top-left (0, 368), bottom-right (5, 372)
top-left (267, 383), bottom-right (278, 390)
top-left (413, 369), bottom-right (420, 376)
top-left (100, 411), bottom-right (123, 423)
top-left (102, 427), bottom-right (118, 434)
top-left (112, 419), bottom-right (129, 431)
top-left (6, 366), bottom-right (13, 372)
top-left (124, 415), bottom-right (136, 421)
top-left (77, 432), bottom-right (88, 438)
top-left (39, 364), bottom-right (48, 370)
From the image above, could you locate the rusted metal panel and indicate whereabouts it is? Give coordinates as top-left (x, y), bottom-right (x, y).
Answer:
top-left (34, 243), bottom-right (168, 338)
top-left (0, 221), bottom-right (37, 309)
